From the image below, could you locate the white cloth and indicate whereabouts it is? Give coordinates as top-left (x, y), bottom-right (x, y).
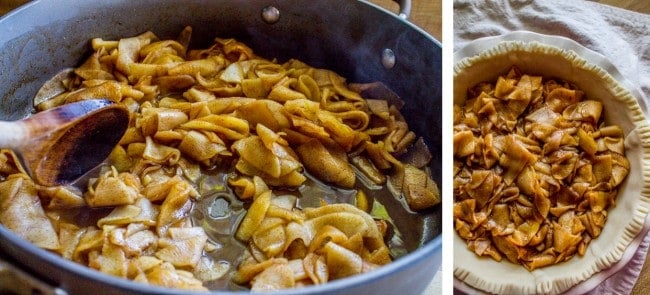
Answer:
top-left (454, 0), bottom-right (650, 294)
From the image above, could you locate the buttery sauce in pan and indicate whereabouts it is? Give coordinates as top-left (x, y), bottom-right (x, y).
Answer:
top-left (190, 170), bottom-right (421, 290)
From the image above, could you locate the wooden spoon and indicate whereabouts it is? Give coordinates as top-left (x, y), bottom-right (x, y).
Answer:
top-left (0, 99), bottom-right (130, 186)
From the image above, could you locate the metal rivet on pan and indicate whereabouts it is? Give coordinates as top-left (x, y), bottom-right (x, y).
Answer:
top-left (261, 6), bottom-right (280, 24)
top-left (381, 48), bottom-right (396, 69)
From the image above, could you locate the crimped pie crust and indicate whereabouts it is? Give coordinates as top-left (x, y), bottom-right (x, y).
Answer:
top-left (453, 40), bottom-right (650, 295)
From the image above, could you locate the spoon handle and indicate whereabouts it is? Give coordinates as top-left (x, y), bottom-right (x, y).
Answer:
top-left (0, 99), bottom-right (113, 151)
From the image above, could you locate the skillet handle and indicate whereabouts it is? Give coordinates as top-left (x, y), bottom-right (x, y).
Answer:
top-left (0, 257), bottom-right (67, 295)
top-left (392, 0), bottom-right (412, 19)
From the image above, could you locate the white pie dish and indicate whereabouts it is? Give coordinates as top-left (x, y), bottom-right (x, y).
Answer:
top-left (453, 31), bottom-right (650, 295)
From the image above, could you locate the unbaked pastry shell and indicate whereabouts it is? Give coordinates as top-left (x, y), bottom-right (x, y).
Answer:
top-left (453, 37), bottom-right (650, 295)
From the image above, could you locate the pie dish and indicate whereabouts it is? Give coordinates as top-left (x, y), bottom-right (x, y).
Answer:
top-left (453, 31), bottom-right (650, 295)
